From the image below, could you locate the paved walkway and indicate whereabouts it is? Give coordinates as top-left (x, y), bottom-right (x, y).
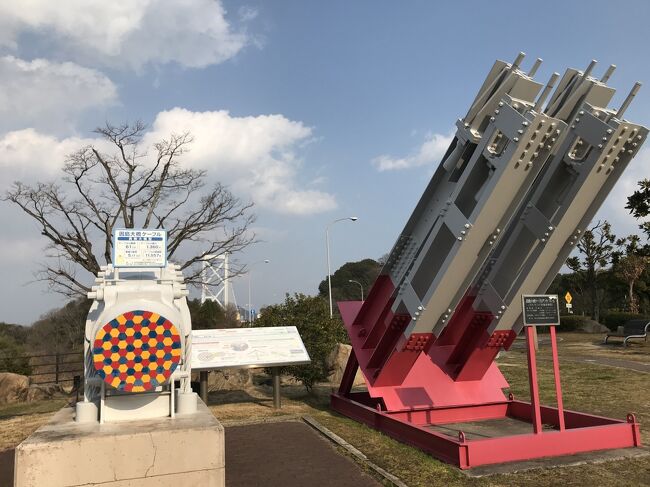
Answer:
top-left (225, 421), bottom-right (381, 487)
top-left (569, 355), bottom-right (650, 373)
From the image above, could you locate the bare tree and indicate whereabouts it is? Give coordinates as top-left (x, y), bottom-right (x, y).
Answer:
top-left (4, 122), bottom-right (255, 296)
top-left (566, 221), bottom-right (616, 322)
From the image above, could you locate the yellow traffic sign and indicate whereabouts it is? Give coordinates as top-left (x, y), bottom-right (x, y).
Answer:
top-left (564, 291), bottom-right (572, 304)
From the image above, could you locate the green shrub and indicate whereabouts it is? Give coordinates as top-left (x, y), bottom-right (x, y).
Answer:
top-left (0, 334), bottom-right (32, 376)
top-left (559, 315), bottom-right (589, 331)
top-left (600, 312), bottom-right (650, 331)
top-left (256, 293), bottom-right (347, 391)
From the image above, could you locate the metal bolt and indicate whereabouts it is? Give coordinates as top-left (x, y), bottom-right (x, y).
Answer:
top-left (541, 238), bottom-right (546, 243)
top-left (490, 117), bottom-right (496, 122)
top-left (417, 305), bottom-right (423, 311)
top-left (522, 121), bottom-right (529, 126)
top-left (461, 230), bottom-right (466, 235)
top-left (513, 137), bottom-right (519, 142)
top-left (579, 110), bottom-right (585, 115)
top-left (548, 226), bottom-right (554, 230)
top-left (498, 101), bottom-right (504, 107)
top-left (457, 237), bottom-right (463, 241)
top-left (500, 305), bottom-right (506, 310)
top-left (517, 129), bottom-right (524, 134)
top-left (464, 223), bottom-right (470, 228)
top-left (607, 129), bottom-right (613, 134)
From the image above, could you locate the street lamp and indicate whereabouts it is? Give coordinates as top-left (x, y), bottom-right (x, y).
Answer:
top-left (348, 279), bottom-right (364, 301)
top-left (326, 216), bottom-right (358, 318)
top-left (247, 259), bottom-right (269, 325)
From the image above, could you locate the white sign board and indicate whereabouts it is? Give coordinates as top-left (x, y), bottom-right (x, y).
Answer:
top-left (191, 326), bottom-right (311, 370)
top-left (113, 228), bottom-right (167, 268)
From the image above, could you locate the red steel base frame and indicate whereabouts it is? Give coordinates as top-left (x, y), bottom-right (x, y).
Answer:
top-left (330, 391), bottom-right (641, 469)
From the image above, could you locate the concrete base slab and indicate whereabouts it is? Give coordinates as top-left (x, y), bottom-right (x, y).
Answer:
top-left (14, 400), bottom-right (224, 487)
top-left (464, 446), bottom-right (650, 477)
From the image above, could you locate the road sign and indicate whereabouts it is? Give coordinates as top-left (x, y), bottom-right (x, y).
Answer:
top-left (564, 291), bottom-right (572, 304)
top-left (113, 228), bottom-right (167, 268)
top-left (522, 294), bottom-right (560, 327)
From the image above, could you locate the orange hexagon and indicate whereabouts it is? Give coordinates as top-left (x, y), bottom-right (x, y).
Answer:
top-left (118, 364), bottom-right (128, 373)
top-left (125, 327), bottom-right (135, 337)
top-left (126, 352), bottom-right (135, 361)
top-left (132, 316), bottom-right (143, 324)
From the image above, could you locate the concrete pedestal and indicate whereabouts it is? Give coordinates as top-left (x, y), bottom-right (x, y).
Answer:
top-left (14, 400), bottom-right (224, 487)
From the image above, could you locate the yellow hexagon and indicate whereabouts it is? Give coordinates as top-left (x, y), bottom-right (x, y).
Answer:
top-left (117, 315), bottom-right (127, 325)
top-left (171, 349), bottom-right (181, 357)
top-left (132, 316), bottom-right (143, 324)
top-left (126, 352), bottom-right (135, 361)
top-left (118, 364), bottom-right (128, 373)
top-left (141, 351), bottom-right (151, 360)
top-left (156, 374), bottom-right (166, 383)
top-left (133, 339), bottom-right (143, 349)
top-left (109, 328), bottom-right (120, 337)
top-left (110, 377), bottom-right (122, 388)
top-left (125, 327), bottom-right (135, 337)
top-left (142, 374), bottom-right (151, 383)
top-left (149, 313), bottom-right (160, 323)
top-left (125, 375), bottom-right (136, 384)
top-left (132, 386), bottom-right (145, 393)
top-left (134, 363), bottom-right (143, 372)
top-left (162, 337), bottom-right (173, 346)
top-left (103, 365), bottom-right (113, 375)
top-left (102, 341), bottom-right (112, 350)
top-left (93, 354), bottom-right (104, 363)
top-left (110, 352), bottom-right (120, 362)
top-left (155, 349), bottom-right (165, 359)
top-left (95, 329), bottom-right (107, 340)
top-left (155, 325), bottom-right (164, 335)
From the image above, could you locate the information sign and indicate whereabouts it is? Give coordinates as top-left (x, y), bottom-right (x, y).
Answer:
top-left (564, 291), bottom-right (572, 304)
top-left (113, 228), bottom-right (167, 268)
top-left (522, 294), bottom-right (560, 327)
top-left (191, 326), bottom-right (311, 370)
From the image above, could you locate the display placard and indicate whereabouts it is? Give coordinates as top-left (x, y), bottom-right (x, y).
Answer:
top-left (191, 326), bottom-right (311, 370)
top-left (113, 229), bottom-right (167, 268)
top-left (522, 294), bottom-right (560, 327)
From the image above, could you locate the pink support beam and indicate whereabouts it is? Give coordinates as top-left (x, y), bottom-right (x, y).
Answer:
top-left (525, 326), bottom-right (543, 434)
top-left (549, 325), bottom-right (566, 431)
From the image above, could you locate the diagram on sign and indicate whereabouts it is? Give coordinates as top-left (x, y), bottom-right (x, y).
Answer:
top-left (191, 326), bottom-right (311, 369)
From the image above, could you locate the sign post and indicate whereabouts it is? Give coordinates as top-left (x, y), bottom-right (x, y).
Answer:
top-left (521, 294), bottom-right (564, 434)
top-left (191, 326), bottom-right (311, 408)
top-left (113, 228), bottom-right (167, 268)
top-left (564, 291), bottom-right (573, 314)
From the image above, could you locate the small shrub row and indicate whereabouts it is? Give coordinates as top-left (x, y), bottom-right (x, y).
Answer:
top-left (600, 312), bottom-right (650, 331)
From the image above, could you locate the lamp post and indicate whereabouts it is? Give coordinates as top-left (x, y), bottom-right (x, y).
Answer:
top-left (348, 279), bottom-right (364, 301)
top-left (247, 259), bottom-right (269, 325)
top-left (326, 216), bottom-right (358, 318)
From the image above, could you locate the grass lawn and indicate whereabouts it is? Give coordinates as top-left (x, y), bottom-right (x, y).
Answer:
top-left (1, 333), bottom-right (648, 486)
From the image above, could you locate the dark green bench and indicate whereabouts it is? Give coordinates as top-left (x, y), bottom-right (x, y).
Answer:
top-left (604, 319), bottom-right (650, 347)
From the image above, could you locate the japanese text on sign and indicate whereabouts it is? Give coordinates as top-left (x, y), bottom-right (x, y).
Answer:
top-left (113, 229), bottom-right (167, 268)
top-left (522, 294), bottom-right (560, 327)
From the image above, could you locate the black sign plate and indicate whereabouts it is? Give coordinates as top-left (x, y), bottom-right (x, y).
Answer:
top-left (522, 294), bottom-right (560, 326)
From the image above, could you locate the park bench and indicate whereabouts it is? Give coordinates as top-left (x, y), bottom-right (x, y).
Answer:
top-left (604, 319), bottom-right (650, 346)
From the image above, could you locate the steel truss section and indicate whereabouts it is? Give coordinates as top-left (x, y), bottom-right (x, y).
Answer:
top-left (333, 53), bottom-right (647, 469)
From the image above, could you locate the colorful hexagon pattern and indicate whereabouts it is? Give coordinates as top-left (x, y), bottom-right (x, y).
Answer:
top-left (92, 310), bottom-right (181, 392)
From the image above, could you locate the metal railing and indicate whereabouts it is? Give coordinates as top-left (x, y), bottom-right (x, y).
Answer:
top-left (0, 351), bottom-right (83, 385)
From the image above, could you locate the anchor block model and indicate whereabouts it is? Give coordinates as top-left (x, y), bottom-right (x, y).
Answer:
top-left (332, 53), bottom-right (646, 469)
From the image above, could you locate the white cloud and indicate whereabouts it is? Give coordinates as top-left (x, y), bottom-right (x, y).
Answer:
top-left (145, 108), bottom-right (337, 215)
top-left (0, 109), bottom-right (337, 215)
top-left (0, 0), bottom-right (249, 70)
top-left (0, 56), bottom-right (117, 133)
top-left (0, 129), bottom-right (95, 183)
top-left (372, 132), bottom-right (454, 171)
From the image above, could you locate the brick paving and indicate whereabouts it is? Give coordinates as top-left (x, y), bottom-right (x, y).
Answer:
top-left (225, 421), bottom-right (381, 487)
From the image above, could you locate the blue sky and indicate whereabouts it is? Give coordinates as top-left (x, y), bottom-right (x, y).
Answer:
top-left (1, 1), bottom-right (649, 324)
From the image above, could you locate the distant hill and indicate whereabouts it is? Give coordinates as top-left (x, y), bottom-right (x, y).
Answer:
top-left (0, 321), bottom-right (29, 344)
